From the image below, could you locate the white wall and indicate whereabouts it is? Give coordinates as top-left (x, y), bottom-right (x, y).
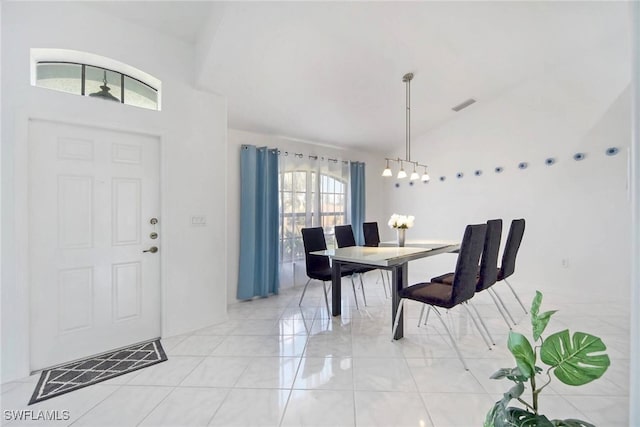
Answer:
top-left (1, 2), bottom-right (228, 382)
top-left (226, 129), bottom-right (388, 304)
top-left (630, 1), bottom-right (639, 423)
top-left (385, 37), bottom-right (632, 303)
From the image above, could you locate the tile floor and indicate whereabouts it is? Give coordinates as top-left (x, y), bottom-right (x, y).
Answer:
top-left (1, 274), bottom-right (630, 426)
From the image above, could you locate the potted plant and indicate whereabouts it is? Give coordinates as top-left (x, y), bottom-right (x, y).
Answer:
top-left (485, 291), bottom-right (610, 427)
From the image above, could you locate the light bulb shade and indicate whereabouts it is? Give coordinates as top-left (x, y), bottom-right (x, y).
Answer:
top-left (382, 168), bottom-right (393, 177)
top-left (410, 171), bottom-right (420, 180)
top-left (397, 169), bottom-right (407, 179)
top-left (421, 173), bottom-right (430, 182)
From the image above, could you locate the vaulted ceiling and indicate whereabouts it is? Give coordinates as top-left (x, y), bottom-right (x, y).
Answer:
top-left (88, 1), bottom-right (631, 152)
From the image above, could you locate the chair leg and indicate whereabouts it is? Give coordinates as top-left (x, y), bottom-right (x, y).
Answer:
top-left (299, 278), bottom-right (312, 306)
top-left (359, 274), bottom-right (368, 306)
top-left (321, 281), bottom-right (330, 315)
top-left (504, 278), bottom-right (528, 314)
top-left (380, 270), bottom-right (388, 298)
top-left (417, 304), bottom-right (426, 327)
top-left (391, 299), bottom-right (405, 341)
top-left (462, 303), bottom-right (492, 350)
top-left (423, 305), bottom-right (432, 326)
top-left (350, 276), bottom-right (360, 310)
top-left (487, 288), bottom-right (513, 329)
top-left (433, 307), bottom-right (469, 370)
top-left (490, 287), bottom-right (516, 325)
top-left (469, 302), bottom-right (496, 346)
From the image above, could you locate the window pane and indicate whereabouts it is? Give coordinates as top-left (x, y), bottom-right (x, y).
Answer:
top-left (321, 194), bottom-right (330, 213)
top-left (294, 172), bottom-right (306, 192)
top-left (124, 76), bottom-right (158, 110)
top-left (294, 215), bottom-right (306, 235)
top-left (293, 237), bottom-right (305, 260)
top-left (283, 216), bottom-right (295, 238)
top-left (36, 63), bottom-right (82, 95)
top-left (324, 215), bottom-right (336, 228)
top-left (282, 193), bottom-right (293, 214)
top-left (282, 238), bottom-right (294, 260)
top-left (85, 66), bottom-right (121, 102)
top-left (283, 172), bottom-right (292, 191)
top-left (294, 192), bottom-right (306, 213)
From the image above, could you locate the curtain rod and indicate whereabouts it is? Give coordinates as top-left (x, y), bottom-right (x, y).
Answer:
top-left (277, 150), bottom-right (353, 165)
top-left (241, 144), bottom-right (362, 165)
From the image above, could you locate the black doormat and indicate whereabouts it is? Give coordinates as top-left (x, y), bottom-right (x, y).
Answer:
top-left (29, 339), bottom-right (167, 405)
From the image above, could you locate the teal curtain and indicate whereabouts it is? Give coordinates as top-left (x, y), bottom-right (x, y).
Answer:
top-left (238, 145), bottom-right (279, 299)
top-left (350, 161), bottom-right (366, 245)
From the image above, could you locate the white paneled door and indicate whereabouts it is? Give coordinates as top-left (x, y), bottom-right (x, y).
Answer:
top-left (28, 119), bottom-right (161, 371)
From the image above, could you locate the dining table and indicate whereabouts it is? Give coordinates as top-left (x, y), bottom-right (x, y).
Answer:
top-left (312, 240), bottom-right (460, 340)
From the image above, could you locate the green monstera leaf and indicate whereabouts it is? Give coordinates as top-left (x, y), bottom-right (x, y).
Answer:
top-left (485, 406), bottom-right (595, 427)
top-left (530, 291), bottom-right (557, 341)
top-left (550, 419), bottom-right (596, 427)
top-left (483, 383), bottom-right (525, 427)
top-left (540, 329), bottom-right (610, 386)
top-left (503, 408), bottom-right (555, 427)
top-left (485, 406), bottom-right (555, 427)
top-left (491, 367), bottom-right (525, 382)
top-left (508, 332), bottom-right (536, 379)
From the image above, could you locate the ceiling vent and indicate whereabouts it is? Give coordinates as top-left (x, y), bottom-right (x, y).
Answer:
top-left (452, 98), bottom-right (476, 112)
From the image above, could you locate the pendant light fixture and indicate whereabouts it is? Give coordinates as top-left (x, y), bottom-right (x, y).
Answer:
top-left (382, 72), bottom-right (429, 182)
top-left (89, 70), bottom-right (119, 102)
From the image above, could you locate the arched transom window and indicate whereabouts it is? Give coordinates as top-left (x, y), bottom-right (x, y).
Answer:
top-left (31, 49), bottom-right (161, 111)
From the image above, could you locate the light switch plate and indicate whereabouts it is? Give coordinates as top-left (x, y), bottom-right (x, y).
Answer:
top-left (191, 215), bottom-right (207, 226)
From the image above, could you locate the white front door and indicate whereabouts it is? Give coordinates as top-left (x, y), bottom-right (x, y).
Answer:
top-left (28, 119), bottom-right (161, 371)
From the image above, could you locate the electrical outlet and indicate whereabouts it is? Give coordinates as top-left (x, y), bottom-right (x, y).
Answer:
top-left (561, 258), bottom-right (569, 268)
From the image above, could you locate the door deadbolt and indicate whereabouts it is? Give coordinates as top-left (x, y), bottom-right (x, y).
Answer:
top-left (143, 246), bottom-right (158, 253)
top-left (150, 232), bottom-right (158, 239)
top-left (150, 218), bottom-right (158, 225)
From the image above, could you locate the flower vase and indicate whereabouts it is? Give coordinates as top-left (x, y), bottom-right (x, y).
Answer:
top-left (397, 228), bottom-right (406, 247)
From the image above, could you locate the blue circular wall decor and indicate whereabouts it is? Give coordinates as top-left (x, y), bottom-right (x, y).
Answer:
top-left (545, 157), bottom-right (556, 166)
top-left (439, 176), bottom-right (446, 182)
top-left (573, 152), bottom-right (586, 161)
top-left (495, 167), bottom-right (504, 174)
top-left (394, 183), bottom-right (400, 188)
top-left (474, 170), bottom-right (482, 176)
top-left (456, 172), bottom-right (464, 179)
top-left (605, 147), bottom-right (619, 156)
top-left (409, 181), bottom-right (414, 186)
top-left (518, 162), bottom-right (528, 170)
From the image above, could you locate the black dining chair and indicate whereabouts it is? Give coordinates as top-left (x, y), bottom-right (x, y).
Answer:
top-left (496, 218), bottom-right (527, 315)
top-left (362, 221), bottom-right (381, 247)
top-left (334, 224), bottom-right (372, 306)
top-left (428, 219), bottom-right (514, 330)
top-left (392, 223), bottom-right (488, 370)
top-left (362, 221), bottom-right (391, 298)
top-left (301, 227), bottom-right (361, 313)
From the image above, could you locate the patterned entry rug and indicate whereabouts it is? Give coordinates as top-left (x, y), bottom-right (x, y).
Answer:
top-left (29, 339), bottom-right (167, 405)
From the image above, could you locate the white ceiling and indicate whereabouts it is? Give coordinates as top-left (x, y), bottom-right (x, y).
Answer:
top-left (89, 1), bottom-right (631, 152)
top-left (85, 1), bottom-right (214, 44)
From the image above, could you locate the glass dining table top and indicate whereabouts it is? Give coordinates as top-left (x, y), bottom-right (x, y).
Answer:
top-left (311, 241), bottom-right (459, 267)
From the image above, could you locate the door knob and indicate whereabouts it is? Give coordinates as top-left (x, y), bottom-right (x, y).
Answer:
top-left (143, 246), bottom-right (158, 253)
